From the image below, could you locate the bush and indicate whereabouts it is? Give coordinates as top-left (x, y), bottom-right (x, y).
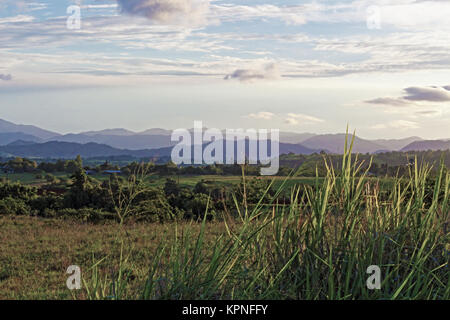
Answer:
top-left (132, 198), bottom-right (182, 223)
top-left (54, 207), bottom-right (112, 223)
top-left (45, 174), bottom-right (56, 183)
top-left (29, 193), bottom-right (64, 217)
top-left (0, 197), bottom-right (31, 215)
top-left (0, 181), bottom-right (37, 201)
top-left (193, 181), bottom-right (209, 195)
top-left (189, 193), bottom-right (215, 221)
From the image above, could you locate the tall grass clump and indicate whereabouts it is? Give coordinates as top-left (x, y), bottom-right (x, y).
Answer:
top-left (79, 133), bottom-right (449, 300)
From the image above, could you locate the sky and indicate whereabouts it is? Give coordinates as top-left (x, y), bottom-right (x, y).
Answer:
top-left (0, 0), bottom-right (450, 139)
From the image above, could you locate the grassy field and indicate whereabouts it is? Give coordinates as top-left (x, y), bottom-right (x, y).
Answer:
top-left (1, 171), bottom-right (396, 191)
top-left (0, 172), bottom-right (68, 185)
top-left (0, 171), bottom-right (325, 192)
top-left (0, 216), bottom-right (228, 299)
top-left (1, 141), bottom-right (448, 300)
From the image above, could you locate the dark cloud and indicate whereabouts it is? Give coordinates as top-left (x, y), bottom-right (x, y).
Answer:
top-left (416, 110), bottom-right (440, 115)
top-left (403, 86), bottom-right (450, 102)
top-left (0, 74), bottom-right (12, 81)
top-left (116, 0), bottom-right (209, 25)
top-left (224, 63), bottom-right (280, 82)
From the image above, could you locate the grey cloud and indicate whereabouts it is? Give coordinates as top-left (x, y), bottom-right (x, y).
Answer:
top-left (0, 74), bottom-right (12, 81)
top-left (403, 86), bottom-right (450, 102)
top-left (224, 63), bottom-right (280, 82)
top-left (416, 110), bottom-right (439, 115)
top-left (366, 85), bottom-right (450, 107)
top-left (364, 97), bottom-right (410, 107)
top-left (116, 0), bottom-right (209, 25)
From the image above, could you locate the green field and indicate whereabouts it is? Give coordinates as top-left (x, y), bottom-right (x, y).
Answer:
top-left (0, 171), bottom-right (322, 188)
top-left (0, 148), bottom-right (448, 300)
top-left (0, 172), bottom-right (68, 185)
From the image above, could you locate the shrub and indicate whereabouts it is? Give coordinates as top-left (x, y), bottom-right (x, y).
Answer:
top-left (29, 193), bottom-right (64, 216)
top-left (0, 197), bottom-right (31, 215)
top-left (189, 193), bottom-right (215, 221)
top-left (55, 207), bottom-right (112, 223)
top-left (0, 181), bottom-right (37, 201)
top-left (45, 174), bottom-right (56, 183)
top-left (132, 198), bottom-right (182, 223)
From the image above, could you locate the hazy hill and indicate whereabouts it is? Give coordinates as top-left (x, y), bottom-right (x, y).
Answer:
top-left (1, 118), bottom-right (449, 154)
top-left (278, 132), bottom-right (316, 144)
top-left (81, 128), bottom-right (137, 136)
top-left (373, 137), bottom-right (423, 151)
top-left (0, 132), bottom-right (43, 146)
top-left (46, 133), bottom-right (177, 150)
top-left (401, 140), bottom-right (450, 152)
top-left (0, 140), bottom-right (322, 160)
top-left (47, 131), bottom-right (318, 150)
top-left (301, 134), bottom-right (386, 154)
top-left (138, 128), bottom-right (172, 136)
top-left (6, 140), bottom-right (39, 146)
top-left (0, 141), bottom-right (155, 159)
top-left (0, 118), bottom-right (59, 140)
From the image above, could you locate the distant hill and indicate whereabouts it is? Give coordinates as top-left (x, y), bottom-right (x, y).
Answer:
top-left (301, 134), bottom-right (386, 154)
top-left (81, 128), bottom-right (137, 136)
top-left (401, 140), bottom-right (450, 152)
top-left (278, 132), bottom-right (316, 144)
top-left (0, 118), bottom-right (59, 140)
top-left (279, 142), bottom-right (323, 155)
top-left (46, 133), bottom-right (177, 150)
top-left (0, 132), bottom-right (43, 146)
top-left (0, 141), bottom-right (155, 159)
top-left (1, 118), bottom-right (449, 154)
top-left (138, 128), bottom-right (172, 136)
top-left (0, 140), bottom-right (322, 160)
top-left (7, 140), bottom-right (39, 146)
top-left (372, 136), bottom-right (423, 151)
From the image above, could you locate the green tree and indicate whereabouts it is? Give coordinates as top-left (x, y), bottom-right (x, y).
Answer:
top-left (164, 178), bottom-right (180, 197)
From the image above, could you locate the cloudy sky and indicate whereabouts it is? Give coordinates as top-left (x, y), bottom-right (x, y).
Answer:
top-left (1, 0), bottom-right (450, 139)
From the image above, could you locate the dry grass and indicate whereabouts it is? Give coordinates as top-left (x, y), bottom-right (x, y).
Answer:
top-left (0, 216), bottom-right (226, 299)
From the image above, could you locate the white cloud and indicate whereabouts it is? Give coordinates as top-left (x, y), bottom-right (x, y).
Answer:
top-left (284, 113), bottom-right (324, 125)
top-left (372, 120), bottom-right (420, 130)
top-left (246, 111), bottom-right (275, 120)
top-left (244, 111), bottom-right (324, 125)
top-left (0, 15), bottom-right (34, 24)
top-left (376, 0), bottom-right (450, 30)
top-left (2, 1), bottom-right (450, 89)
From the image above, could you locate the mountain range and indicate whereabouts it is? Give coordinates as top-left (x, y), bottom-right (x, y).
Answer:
top-left (0, 140), bottom-right (321, 160)
top-left (0, 118), bottom-right (449, 159)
